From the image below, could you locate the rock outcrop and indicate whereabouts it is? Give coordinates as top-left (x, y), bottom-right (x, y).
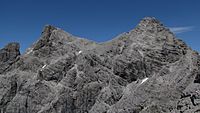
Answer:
top-left (0, 42), bottom-right (20, 74)
top-left (0, 17), bottom-right (200, 113)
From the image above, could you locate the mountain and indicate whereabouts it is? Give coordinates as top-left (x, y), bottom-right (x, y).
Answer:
top-left (0, 17), bottom-right (200, 113)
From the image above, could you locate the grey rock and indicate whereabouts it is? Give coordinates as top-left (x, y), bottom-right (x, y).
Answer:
top-left (0, 17), bottom-right (200, 113)
top-left (0, 42), bottom-right (20, 74)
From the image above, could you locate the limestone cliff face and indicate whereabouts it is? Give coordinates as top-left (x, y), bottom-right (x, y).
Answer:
top-left (0, 17), bottom-right (200, 113)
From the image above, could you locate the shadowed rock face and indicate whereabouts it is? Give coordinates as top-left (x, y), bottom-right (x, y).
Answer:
top-left (0, 17), bottom-right (200, 113)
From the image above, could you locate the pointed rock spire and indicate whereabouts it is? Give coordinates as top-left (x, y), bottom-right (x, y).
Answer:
top-left (138, 17), bottom-right (163, 27)
top-left (135, 17), bottom-right (168, 33)
top-left (0, 42), bottom-right (20, 74)
top-left (41, 25), bottom-right (57, 37)
top-left (0, 42), bottom-right (20, 62)
top-left (33, 25), bottom-right (57, 50)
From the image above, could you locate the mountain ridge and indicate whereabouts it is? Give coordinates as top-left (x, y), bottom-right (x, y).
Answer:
top-left (0, 17), bottom-right (200, 113)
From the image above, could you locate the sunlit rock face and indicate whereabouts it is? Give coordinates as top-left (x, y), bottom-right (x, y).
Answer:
top-left (0, 17), bottom-right (200, 113)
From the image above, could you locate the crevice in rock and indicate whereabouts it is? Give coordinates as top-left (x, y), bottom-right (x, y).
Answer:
top-left (0, 77), bottom-right (18, 112)
top-left (194, 73), bottom-right (200, 83)
top-left (25, 91), bottom-right (31, 113)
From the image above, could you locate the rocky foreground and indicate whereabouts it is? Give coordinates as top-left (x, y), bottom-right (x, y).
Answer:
top-left (0, 17), bottom-right (200, 113)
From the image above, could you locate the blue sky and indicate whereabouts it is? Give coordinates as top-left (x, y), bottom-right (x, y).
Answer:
top-left (0, 0), bottom-right (200, 53)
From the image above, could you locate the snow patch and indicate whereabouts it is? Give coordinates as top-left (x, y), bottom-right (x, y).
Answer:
top-left (140, 78), bottom-right (149, 84)
top-left (76, 51), bottom-right (82, 55)
top-left (26, 49), bottom-right (33, 55)
top-left (42, 65), bottom-right (47, 69)
top-left (78, 51), bottom-right (82, 54)
top-left (138, 50), bottom-right (144, 57)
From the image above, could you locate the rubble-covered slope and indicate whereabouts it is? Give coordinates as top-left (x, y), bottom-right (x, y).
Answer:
top-left (0, 17), bottom-right (200, 113)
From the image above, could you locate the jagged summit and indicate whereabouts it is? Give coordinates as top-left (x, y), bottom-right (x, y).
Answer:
top-left (42, 25), bottom-right (57, 34)
top-left (0, 42), bottom-right (20, 62)
top-left (4, 42), bottom-right (20, 53)
top-left (129, 18), bottom-right (169, 38)
top-left (34, 17), bottom-right (170, 49)
top-left (0, 18), bottom-right (200, 113)
top-left (33, 25), bottom-right (58, 50)
top-left (0, 42), bottom-right (20, 74)
top-left (138, 17), bottom-right (164, 27)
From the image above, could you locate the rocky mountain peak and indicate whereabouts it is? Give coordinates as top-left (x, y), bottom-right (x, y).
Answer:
top-left (6, 42), bottom-right (20, 52)
top-left (134, 17), bottom-right (169, 35)
top-left (33, 25), bottom-right (57, 50)
top-left (0, 18), bottom-right (200, 113)
top-left (42, 25), bottom-right (57, 35)
top-left (0, 42), bottom-right (20, 74)
top-left (138, 17), bottom-right (163, 27)
top-left (0, 42), bottom-right (20, 62)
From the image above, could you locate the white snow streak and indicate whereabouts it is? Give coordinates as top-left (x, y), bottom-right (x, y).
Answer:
top-left (140, 78), bottom-right (149, 84)
top-left (78, 51), bottom-right (82, 54)
top-left (76, 51), bottom-right (82, 55)
top-left (26, 49), bottom-right (33, 54)
top-left (42, 65), bottom-right (47, 69)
